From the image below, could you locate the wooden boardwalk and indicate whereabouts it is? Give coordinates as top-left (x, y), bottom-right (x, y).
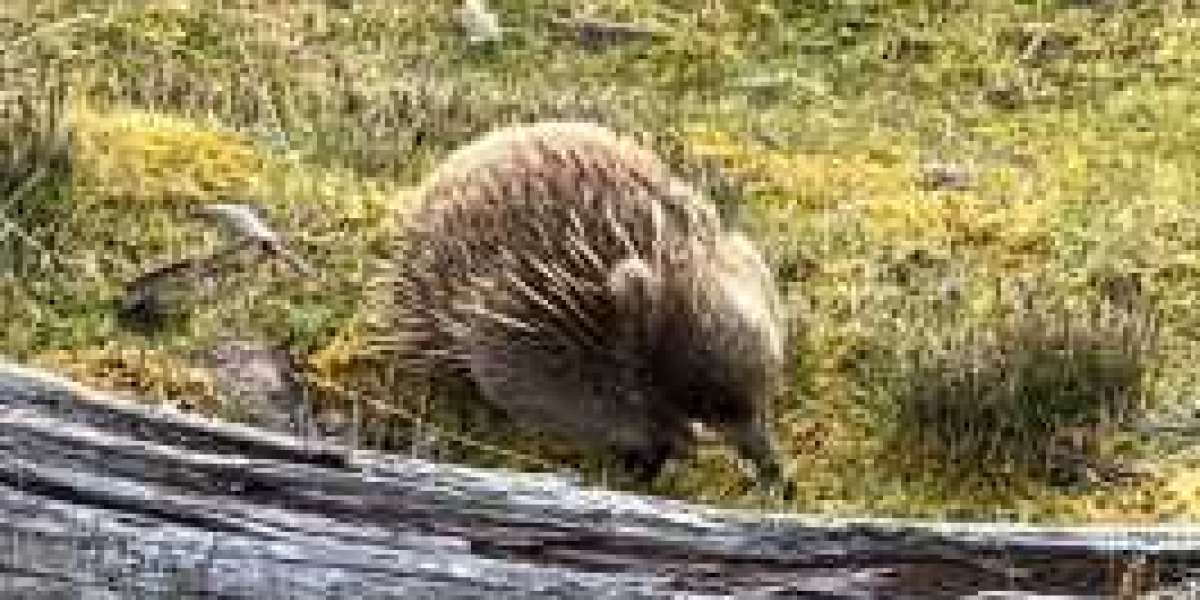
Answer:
top-left (1, 360), bottom-right (1197, 598)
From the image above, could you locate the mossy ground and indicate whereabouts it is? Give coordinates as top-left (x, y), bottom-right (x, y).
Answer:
top-left (6, 0), bottom-right (1200, 523)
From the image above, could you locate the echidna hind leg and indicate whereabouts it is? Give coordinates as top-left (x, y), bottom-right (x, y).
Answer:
top-left (406, 376), bottom-right (436, 459)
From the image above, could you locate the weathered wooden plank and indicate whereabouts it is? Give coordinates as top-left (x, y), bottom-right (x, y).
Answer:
top-left (0, 360), bottom-right (1198, 598)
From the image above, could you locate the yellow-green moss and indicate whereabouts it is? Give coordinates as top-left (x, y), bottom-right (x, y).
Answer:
top-left (32, 343), bottom-right (221, 412)
top-left (72, 104), bottom-right (267, 206)
top-left (684, 125), bottom-right (918, 211)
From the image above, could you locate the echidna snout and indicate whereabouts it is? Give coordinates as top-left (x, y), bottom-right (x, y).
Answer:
top-left (608, 257), bottom-right (660, 314)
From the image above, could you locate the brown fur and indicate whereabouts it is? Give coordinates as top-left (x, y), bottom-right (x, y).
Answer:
top-left (373, 121), bottom-right (787, 485)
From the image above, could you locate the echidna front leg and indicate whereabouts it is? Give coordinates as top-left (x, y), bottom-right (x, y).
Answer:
top-left (616, 442), bottom-right (674, 486)
top-left (722, 418), bottom-right (795, 498)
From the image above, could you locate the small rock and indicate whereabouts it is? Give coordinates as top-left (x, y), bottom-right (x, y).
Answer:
top-left (457, 0), bottom-right (503, 45)
top-left (936, 276), bottom-right (964, 306)
top-left (202, 339), bottom-right (308, 436)
top-left (918, 161), bottom-right (975, 191)
top-left (983, 84), bottom-right (1024, 110)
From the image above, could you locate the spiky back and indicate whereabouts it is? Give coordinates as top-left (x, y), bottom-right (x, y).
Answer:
top-left (372, 122), bottom-right (724, 383)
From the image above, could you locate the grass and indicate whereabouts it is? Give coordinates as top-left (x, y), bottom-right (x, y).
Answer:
top-left (5, 0), bottom-right (1200, 523)
top-left (878, 287), bottom-right (1158, 480)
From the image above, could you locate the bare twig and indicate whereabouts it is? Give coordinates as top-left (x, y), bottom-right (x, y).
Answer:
top-left (117, 203), bottom-right (313, 331)
top-left (116, 239), bottom-right (254, 330)
top-left (191, 203), bottom-right (313, 276)
top-left (548, 16), bottom-right (669, 48)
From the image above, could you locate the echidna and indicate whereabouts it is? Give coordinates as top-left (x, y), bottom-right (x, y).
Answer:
top-left (373, 121), bottom-right (788, 486)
